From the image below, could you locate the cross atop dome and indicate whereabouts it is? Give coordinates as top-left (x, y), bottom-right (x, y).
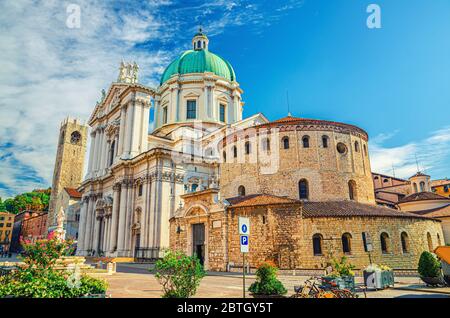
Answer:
top-left (192, 27), bottom-right (209, 51)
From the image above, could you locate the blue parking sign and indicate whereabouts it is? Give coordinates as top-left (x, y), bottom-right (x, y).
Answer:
top-left (240, 235), bottom-right (249, 253)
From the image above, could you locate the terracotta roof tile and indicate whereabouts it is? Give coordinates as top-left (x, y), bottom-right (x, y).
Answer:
top-left (397, 191), bottom-right (450, 204)
top-left (226, 194), bottom-right (301, 208)
top-left (302, 201), bottom-right (435, 220)
top-left (64, 188), bottom-right (82, 198)
top-left (408, 204), bottom-right (450, 218)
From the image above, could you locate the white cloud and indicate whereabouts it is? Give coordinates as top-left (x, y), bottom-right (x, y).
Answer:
top-left (370, 127), bottom-right (450, 179)
top-left (0, 0), bottom-right (303, 198)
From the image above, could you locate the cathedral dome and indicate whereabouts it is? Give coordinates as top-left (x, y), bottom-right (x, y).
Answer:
top-left (160, 30), bottom-right (236, 85)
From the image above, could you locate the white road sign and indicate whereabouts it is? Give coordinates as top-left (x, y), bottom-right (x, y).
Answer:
top-left (239, 217), bottom-right (250, 235)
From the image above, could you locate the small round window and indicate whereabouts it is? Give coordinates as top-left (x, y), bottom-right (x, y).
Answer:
top-left (337, 142), bottom-right (347, 154)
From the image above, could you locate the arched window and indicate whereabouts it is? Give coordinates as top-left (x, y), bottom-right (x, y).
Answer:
top-left (298, 179), bottom-right (309, 200)
top-left (401, 232), bottom-right (409, 253)
top-left (223, 151), bottom-right (227, 163)
top-left (312, 234), bottom-right (323, 256)
top-left (262, 138), bottom-right (270, 152)
top-left (238, 185), bottom-right (246, 197)
top-left (354, 141), bottom-right (360, 152)
top-left (342, 233), bottom-right (352, 254)
top-left (380, 232), bottom-right (390, 254)
top-left (109, 140), bottom-right (115, 166)
top-left (245, 141), bottom-right (251, 155)
top-left (413, 183), bottom-right (418, 193)
top-left (70, 131), bottom-right (81, 144)
top-left (282, 136), bottom-right (289, 149)
top-left (138, 184), bottom-right (143, 197)
top-left (322, 135), bottom-right (329, 148)
top-left (420, 181), bottom-right (425, 192)
top-left (437, 233), bottom-right (442, 246)
top-left (302, 136), bottom-right (310, 148)
top-left (232, 146), bottom-right (237, 158)
top-left (427, 232), bottom-right (433, 251)
top-left (191, 184), bottom-right (198, 192)
top-left (197, 40), bottom-right (201, 48)
top-left (348, 180), bottom-right (357, 200)
top-left (363, 144), bottom-right (367, 156)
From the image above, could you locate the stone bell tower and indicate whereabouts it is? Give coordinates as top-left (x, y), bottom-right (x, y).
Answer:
top-left (47, 118), bottom-right (88, 231)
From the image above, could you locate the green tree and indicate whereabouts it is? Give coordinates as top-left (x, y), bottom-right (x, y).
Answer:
top-left (154, 250), bottom-right (205, 298)
top-left (418, 251), bottom-right (442, 278)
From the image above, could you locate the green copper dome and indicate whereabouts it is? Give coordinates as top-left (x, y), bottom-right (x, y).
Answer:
top-left (160, 49), bottom-right (236, 85)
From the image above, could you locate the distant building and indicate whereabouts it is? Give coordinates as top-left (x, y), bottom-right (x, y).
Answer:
top-left (432, 178), bottom-right (450, 198)
top-left (10, 211), bottom-right (47, 252)
top-left (372, 172), bottom-right (450, 244)
top-left (0, 211), bottom-right (15, 253)
top-left (55, 188), bottom-right (82, 240)
top-left (22, 212), bottom-right (48, 243)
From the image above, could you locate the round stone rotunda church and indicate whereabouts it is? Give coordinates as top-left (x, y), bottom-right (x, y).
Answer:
top-left (77, 30), bottom-right (443, 271)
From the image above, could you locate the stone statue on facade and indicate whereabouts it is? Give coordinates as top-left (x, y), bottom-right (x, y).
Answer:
top-left (117, 60), bottom-right (139, 84)
top-left (55, 206), bottom-right (66, 241)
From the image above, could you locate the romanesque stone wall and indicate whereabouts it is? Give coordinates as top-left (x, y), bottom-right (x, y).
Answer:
top-left (299, 216), bottom-right (444, 269)
top-left (225, 205), bottom-right (304, 270)
top-left (220, 127), bottom-right (375, 204)
top-left (170, 204), bottom-right (444, 271)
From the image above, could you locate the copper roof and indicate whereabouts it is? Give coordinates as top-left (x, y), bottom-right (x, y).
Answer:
top-left (397, 191), bottom-right (450, 204)
top-left (302, 201), bottom-right (435, 220)
top-left (226, 194), bottom-right (301, 208)
top-left (64, 188), bottom-right (82, 198)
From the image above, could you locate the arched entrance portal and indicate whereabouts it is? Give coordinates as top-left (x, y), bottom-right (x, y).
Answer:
top-left (192, 223), bottom-right (205, 265)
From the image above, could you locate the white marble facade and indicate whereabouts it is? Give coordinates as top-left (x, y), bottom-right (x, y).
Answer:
top-left (77, 34), bottom-right (267, 258)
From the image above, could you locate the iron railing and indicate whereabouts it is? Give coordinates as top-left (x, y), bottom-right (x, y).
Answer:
top-left (134, 247), bottom-right (162, 262)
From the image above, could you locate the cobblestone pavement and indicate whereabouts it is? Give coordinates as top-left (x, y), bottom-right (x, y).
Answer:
top-left (90, 263), bottom-right (450, 298)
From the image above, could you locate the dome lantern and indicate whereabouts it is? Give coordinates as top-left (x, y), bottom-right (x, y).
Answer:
top-left (192, 28), bottom-right (209, 51)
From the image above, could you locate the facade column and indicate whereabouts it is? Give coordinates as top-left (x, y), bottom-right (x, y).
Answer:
top-left (98, 127), bottom-right (106, 173)
top-left (124, 182), bottom-right (135, 253)
top-left (92, 214), bottom-right (100, 254)
top-left (76, 197), bottom-right (88, 254)
top-left (83, 196), bottom-right (94, 252)
top-left (148, 175), bottom-right (157, 250)
top-left (117, 180), bottom-right (129, 253)
top-left (122, 103), bottom-right (134, 159)
top-left (154, 98), bottom-right (160, 129)
top-left (140, 177), bottom-right (149, 248)
top-left (208, 85), bottom-right (214, 119)
top-left (87, 132), bottom-right (96, 176)
top-left (105, 217), bottom-right (111, 253)
top-left (117, 105), bottom-right (127, 156)
top-left (109, 183), bottom-right (121, 253)
top-left (93, 129), bottom-right (100, 172)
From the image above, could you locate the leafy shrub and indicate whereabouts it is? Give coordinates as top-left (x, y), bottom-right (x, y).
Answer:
top-left (418, 251), bottom-right (441, 278)
top-left (19, 236), bottom-right (74, 274)
top-left (0, 270), bottom-right (108, 298)
top-left (154, 250), bottom-right (205, 298)
top-left (329, 256), bottom-right (355, 277)
top-left (249, 261), bottom-right (287, 296)
top-left (0, 237), bottom-right (107, 298)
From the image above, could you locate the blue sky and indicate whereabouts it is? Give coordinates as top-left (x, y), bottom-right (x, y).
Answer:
top-left (0, 0), bottom-right (449, 198)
